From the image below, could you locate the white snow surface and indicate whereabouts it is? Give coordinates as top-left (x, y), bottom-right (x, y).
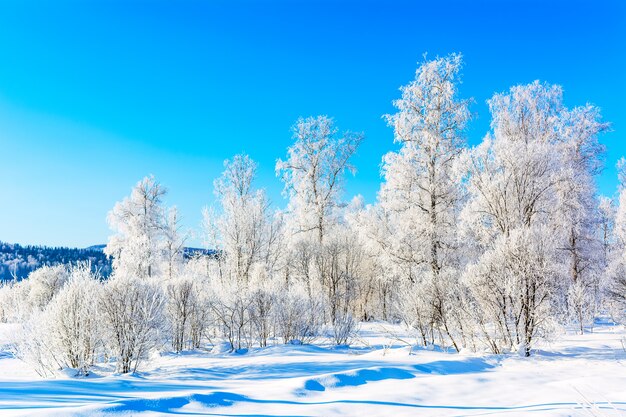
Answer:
top-left (1, 322), bottom-right (625, 417)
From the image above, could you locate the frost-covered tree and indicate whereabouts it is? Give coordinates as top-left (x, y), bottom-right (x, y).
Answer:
top-left (608, 159), bottom-right (626, 323)
top-left (372, 54), bottom-right (471, 350)
top-left (105, 176), bottom-right (167, 279)
top-left (0, 282), bottom-right (11, 323)
top-left (203, 154), bottom-right (279, 350)
top-left (462, 82), bottom-right (563, 241)
top-left (181, 255), bottom-right (215, 348)
top-left (276, 116), bottom-right (363, 337)
top-left (161, 207), bottom-right (186, 281)
top-left (598, 196), bottom-right (616, 268)
top-left (353, 202), bottom-right (405, 322)
top-left (461, 81), bottom-right (588, 354)
top-left (248, 276), bottom-right (276, 348)
top-left (276, 116), bottom-right (363, 244)
top-left (554, 105), bottom-right (607, 333)
top-left (207, 154), bottom-right (271, 284)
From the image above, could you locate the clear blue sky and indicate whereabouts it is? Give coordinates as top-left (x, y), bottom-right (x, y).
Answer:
top-left (1, 0), bottom-right (624, 248)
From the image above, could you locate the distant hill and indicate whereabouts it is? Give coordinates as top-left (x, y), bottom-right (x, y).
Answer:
top-left (0, 241), bottom-right (215, 281)
top-left (0, 241), bottom-right (112, 281)
top-left (85, 244), bottom-right (107, 251)
top-left (85, 244), bottom-right (214, 258)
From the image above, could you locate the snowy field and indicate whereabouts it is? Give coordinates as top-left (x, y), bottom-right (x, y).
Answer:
top-left (1, 322), bottom-right (625, 417)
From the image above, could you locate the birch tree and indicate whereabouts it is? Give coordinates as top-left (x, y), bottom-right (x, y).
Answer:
top-left (276, 116), bottom-right (363, 334)
top-left (462, 81), bottom-right (567, 355)
top-left (376, 54), bottom-right (471, 350)
top-left (554, 105), bottom-right (607, 333)
top-left (608, 159), bottom-right (626, 323)
top-left (209, 154), bottom-right (270, 284)
top-left (161, 207), bottom-right (186, 281)
top-left (276, 116), bottom-right (363, 245)
top-left (203, 154), bottom-right (275, 350)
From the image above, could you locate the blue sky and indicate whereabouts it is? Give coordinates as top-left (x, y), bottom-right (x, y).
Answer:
top-left (0, 0), bottom-right (624, 248)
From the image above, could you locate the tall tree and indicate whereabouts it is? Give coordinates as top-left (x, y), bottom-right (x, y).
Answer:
top-left (276, 116), bottom-right (363, 245)
top-left (161, 206), bottom-right (187, 281)
top-left (206, 154), bottom-right (271, 285)
top-left (462, 81), bottom-right (573, 355)
top-left (554, 105), bottom-right (607, 333)
top-left (608, 159), bottom-right (626, 322)
top-left (277, 116), bottom-right (363, 331)
top-left (377, 53), bottom-right (471, 350)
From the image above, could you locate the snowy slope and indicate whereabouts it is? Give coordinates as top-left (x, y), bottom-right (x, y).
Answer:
top-left (0, 322), bottom-right (625, 417)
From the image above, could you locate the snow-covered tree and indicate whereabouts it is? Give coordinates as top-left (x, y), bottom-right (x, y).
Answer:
top-left (276, 116), bottom-right (363, 245)
top-left (161, 207), bottom-right (186, 281)
top-left (461, 81), bottom-right (590, 354)
top-left (373, 54), bottom-right (471, 350)
top-left (105, 176), bottom-right (167, 279)
top-left (598, 196), bottom-right (616, 268)
top-left (203, 154), bottom-right (280, 350)
top-left (608, 159), bottom-right (626, 323)
top-left (207, 154), bottom-right (271, 285)
top-left (462, 82), bottom-right (563, 242)
top-left (554, 105), bottom-right (607, 333)
top-left (276, 116), bottom-right (363, 338)
top-left (181, 255), bottom-right (215, 348)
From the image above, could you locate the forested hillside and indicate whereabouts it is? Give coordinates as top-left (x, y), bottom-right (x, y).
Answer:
top-left (0, 242), bottom-right (212, 281)
top-left (0, 241), bottom-right (112, 280)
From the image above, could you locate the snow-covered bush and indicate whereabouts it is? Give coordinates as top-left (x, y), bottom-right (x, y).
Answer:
top-left (208, 280), bottom-right (253, 351)
top-left (43, 264), bottom-right (102, 375)
top-left (100, 275), bottom-right (165, 373)
top-left (26, 265), bottom-right (70, 312)
top-left (396, 280), bottom-right (435, 347)
top-left (464, 226), bottom-right (560, 356)
top-left (186, 276), bottom-right (213, 349)
top-left (165, 276), bottom-right (196, 352)
top-left (15, 264), bottom-right (102, 376)
top-left (14, 310), bottom-right (58, 377)
top-left (4, 265), bottom-right (70, 322)
top-left (332, 312), bottom-right (357, 346)
top-left (0, 282), bottom-right (13, 323)
top-left (248, 277), bottom-right (277, 348)
top-left (274, 283), bottom-right (323, 345)
top-left (606, 261), bottom-right (626, 325)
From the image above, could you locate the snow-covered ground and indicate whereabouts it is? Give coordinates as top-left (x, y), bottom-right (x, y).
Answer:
top-left (1, 322), bottom-right (625, 417)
